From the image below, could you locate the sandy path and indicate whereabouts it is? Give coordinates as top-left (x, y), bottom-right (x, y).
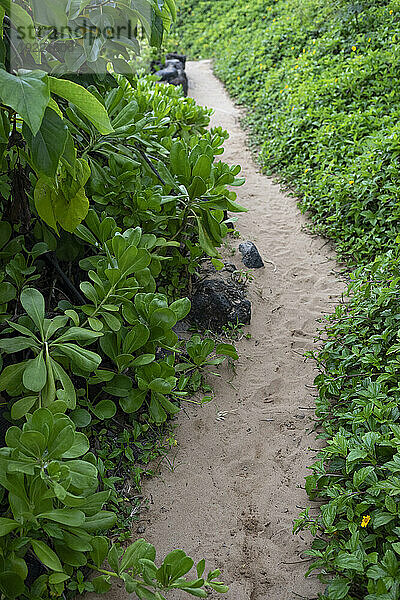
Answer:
top-left (104, 60), bottom-right (344, 600)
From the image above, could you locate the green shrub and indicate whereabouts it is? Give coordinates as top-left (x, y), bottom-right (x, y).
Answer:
top-left (170, 0), bottom-right (400, 263)
top-left (294, 253), bottom-right (400, 598)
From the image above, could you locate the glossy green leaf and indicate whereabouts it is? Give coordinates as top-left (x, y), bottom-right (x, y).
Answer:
top-left (91, 399), bottom-right (116, 420)
top-left (23, 350), bottom-right (47, 392)
top-left (49, 77), bottom-right (113, 135)
top-left (0, 517), bottom-right (20, 536)
top-left (0, 70), bottom-right (49, 135)
top-left (20, 288), bottom-right (45, 333)
top-left (23, 107), bottom-right (68, 177)
top-left (31, 539), bottom-right (63, 571)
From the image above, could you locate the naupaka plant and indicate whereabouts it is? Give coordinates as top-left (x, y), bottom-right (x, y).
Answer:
top-left (0, 407), bottom-right (115, 598)
top-left (0, 0), bottom-right (176, 234)
top-left (0, 287), bottom-right (102, 415)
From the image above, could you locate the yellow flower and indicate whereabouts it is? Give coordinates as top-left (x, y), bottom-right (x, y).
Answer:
top-left (368, 37), bottom-right (371, 42)
top-left (291, 46), bottom-right (294, 49)
top-left (361, 515), bottom-right (371, 528)
top-left (285, 84), bottom-right (289, 89)
top-left (305, 168), bottom-right (309, 173)
top-left (313, 39), bottom-right (316, 44)
top-left (237, 76), bottom-right (240, 81)
top-left (352, 45), bottom-right (357, 51)
top-left (295, 64), bottom-right (299, 69)
top-left (349, 180), bottom-right (354, 184)
top-left (390, 9), bottom-right (393, 14)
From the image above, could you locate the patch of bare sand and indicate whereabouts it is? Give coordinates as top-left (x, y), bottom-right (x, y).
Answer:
top-left (101, 60), bottom-right (344, 600)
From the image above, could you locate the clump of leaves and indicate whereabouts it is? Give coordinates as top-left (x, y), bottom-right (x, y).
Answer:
top-left (176, 334), bottom-right (238, 392)
top-left (293, 253), bottom-right (400, 598)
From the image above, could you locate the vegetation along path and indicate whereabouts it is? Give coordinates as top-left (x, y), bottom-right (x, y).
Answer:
top-left (106, 60), bottom-right (344, 600)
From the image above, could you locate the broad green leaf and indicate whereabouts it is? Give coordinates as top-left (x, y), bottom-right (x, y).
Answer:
top-left (0, 70), bottom-right (50, 135)
top-left (192, 155), bottom-right (212, 181)
top-left (196, 559), bottom-right (206, 578)
top-left (49, 573), bottom-right (69, 584)
top-left (0, 517), bottom-right (19, 536)
top-left (160, 549), bottom-right (194, 582)
top-left (38, 509), bottom-right (85, 527)
top-left (120, 539), bottom-right (156, 573)
top-left (91, 399), bottom-right (116, 420)
top-left (149, 378), bottom-right (174, 394)
top-left (69, 408), bottom-right (91, 428)
top-left (11, 396), bottom-right (37, 420)
top-left (61, 431), bottom-right (89, 459)
top-left (108, 544), bottom-right (120, 574)
top-left (31, 539), bottom-right (63, 571)
top-left (0, 362), bottom-right (27, 395)
top-left (23, 108), bottom-right (68, 178)
top-left (20, 288), bottom-right (45, 334)
top-left (148, 394), bottom-right (166, 423)
top-left (326, 579), bottom-right (351, 600)
top-left (67, 459), bottom-right (98, 491)
top-left (119, 388), bottom-right (146, 413)
top-left (23, 351), bottom-right (47, 392)
top-left (0, 572), bottom-right (25, 599)
top-left (335, 552), bottom-right (363, 572)
top-left (0, 336), bottom-right (33, 353)
top-left (81, 511), bottom-right (116, 532)
top-left (19, 429), bottom-right (46, 456)
top-left (149, 307), bottom-right (177, 330)
top-left (57, 343), bottom-right (101, 372)
top-left (131, 354), bottom-right (155, 367)
top-left (92, 575), bottom-right (112, 594)
top-left (104, 373), bottom-right (132, 397)
top-left (123, 323), bottom-right (150, 354)
top-left (34, 177), bottom-right (58, 232)
top-left (50, 359), bottom-right (76, 409)
top-left (0, 282), bottom-right (16, 304)
top-left (215, 343), bottom-right (238, 360)
top-left (46, 423), bottom-right (75, 458)
top-left (189, 176), bottom-right (207, 199)
top-left (55, 327), bottom-right (102, 343)
top-left (169, 298), bottom-right (191, 320)
top-left (49, 77), bottom-right (113, 135)
top-left (196, 217), bottom-right (219, 258)
top-left (54, 185), bottom-right (90, 233)
top-left (374, 512), bottom-right (395, 528)
top-left (89, 536), bottom-right (109, 568)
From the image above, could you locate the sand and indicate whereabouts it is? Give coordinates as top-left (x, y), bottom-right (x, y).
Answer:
top-left (102, 60), bottom-right (344, 600)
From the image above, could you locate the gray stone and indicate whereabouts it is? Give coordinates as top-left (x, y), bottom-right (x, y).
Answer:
top-left (238, 241), bottom-right (264, 268)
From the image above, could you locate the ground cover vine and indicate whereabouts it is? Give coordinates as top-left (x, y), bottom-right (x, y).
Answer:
top-left (168, 0), bottom-right (400, 597)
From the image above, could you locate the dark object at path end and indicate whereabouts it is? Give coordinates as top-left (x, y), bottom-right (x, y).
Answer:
top-left (166, 52), bottom-right (187, 68)
top-left (239, 241), bottom-right (264, 268)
